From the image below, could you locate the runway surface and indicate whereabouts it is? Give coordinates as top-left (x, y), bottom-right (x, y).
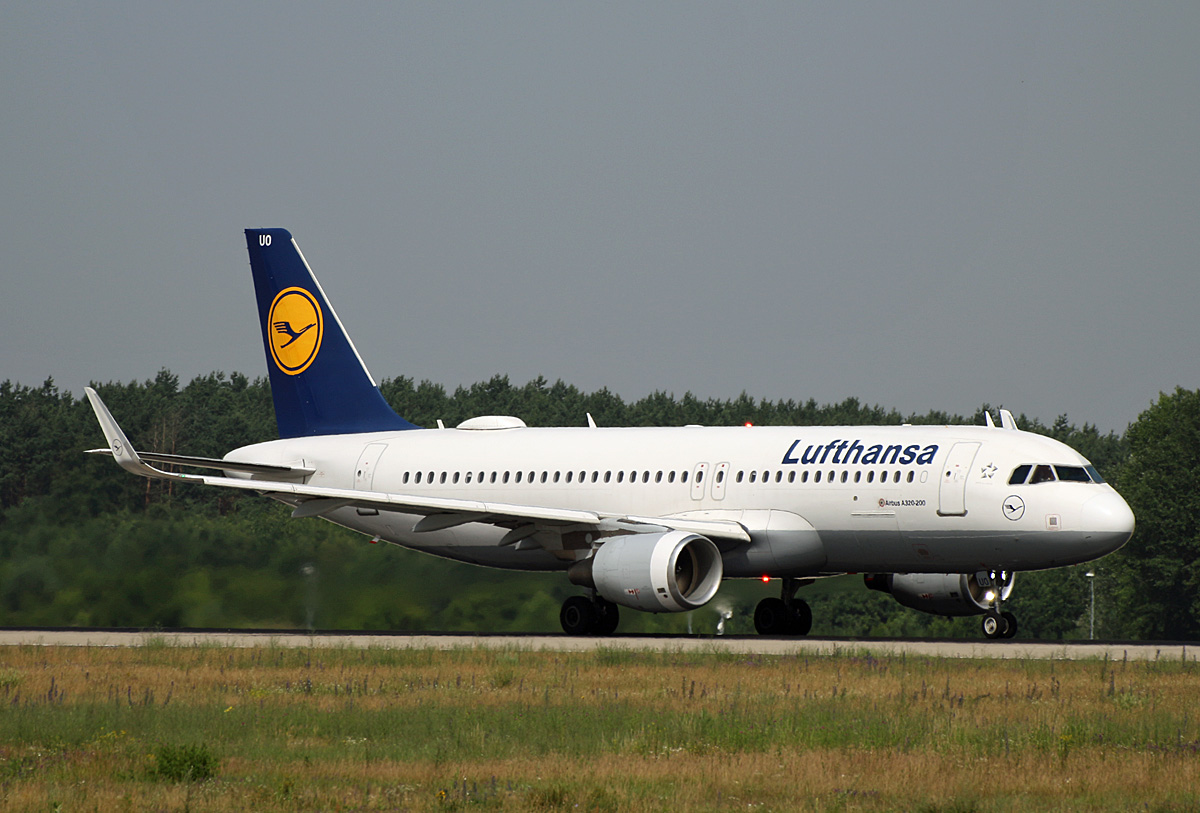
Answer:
top-left (0, 629), bottom-right (1192, 661)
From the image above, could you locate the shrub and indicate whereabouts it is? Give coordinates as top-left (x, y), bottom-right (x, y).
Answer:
top-left (152, 743), bottom-right (218, 782)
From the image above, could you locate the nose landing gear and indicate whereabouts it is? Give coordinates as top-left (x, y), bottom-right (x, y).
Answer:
top-left (980, 570), bottom-right (1018, 639)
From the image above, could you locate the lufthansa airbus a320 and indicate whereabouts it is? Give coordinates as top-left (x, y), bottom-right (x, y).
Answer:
top-left (85, 229), bottom-right (1135, 638)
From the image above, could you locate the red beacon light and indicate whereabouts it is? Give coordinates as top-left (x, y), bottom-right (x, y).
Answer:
top-left (761, 575), bottom-right (771, 583)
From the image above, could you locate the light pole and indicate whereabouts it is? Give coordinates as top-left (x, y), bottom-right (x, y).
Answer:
top-left (1085, 571), bottom-right (1095, 640)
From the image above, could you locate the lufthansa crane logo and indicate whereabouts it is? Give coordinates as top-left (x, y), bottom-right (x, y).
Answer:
top-left (1002, 495), bottom-right (1025, 521)
top-left (268, 287), bottom-right (323, 375)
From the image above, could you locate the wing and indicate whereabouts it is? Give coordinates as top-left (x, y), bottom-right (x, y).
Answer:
top-left (83, 388), bottom-right (751, 544)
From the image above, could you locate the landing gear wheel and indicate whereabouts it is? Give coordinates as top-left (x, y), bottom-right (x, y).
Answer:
top-left (789, 599), bottom-right (813, 636)
top-left (592, 599), bottom-right (620, 636)
top-left (560, 595), bottom-right (596, 635)
top-left (754, 598), bottom-right (791, 636)
top-left (1001, 611), bottom-right (1018, 639)
top-left (981, 612), bottom-right (1009, 640)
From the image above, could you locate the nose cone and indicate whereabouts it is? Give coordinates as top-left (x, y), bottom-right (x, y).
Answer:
top-left (1080, 491), bottom-right (1136, 555)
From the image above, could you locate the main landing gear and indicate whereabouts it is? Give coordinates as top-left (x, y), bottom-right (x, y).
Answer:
top-left (559, 594), bottom-right (620, 636)
top-left (753, 577), bottom-right (813, 636)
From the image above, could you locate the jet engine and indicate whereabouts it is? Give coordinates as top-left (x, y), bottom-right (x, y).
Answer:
top-left (864, 571), bottom-right (1015, 617)
top-left (568, 531), bottom-right (723, 613)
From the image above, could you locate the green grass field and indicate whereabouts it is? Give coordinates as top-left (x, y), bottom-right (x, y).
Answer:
top-left (1, 643), bottom-right (1197, 811)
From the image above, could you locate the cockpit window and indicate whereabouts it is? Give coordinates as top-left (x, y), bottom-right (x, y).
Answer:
top-left (1029, 465), bottom-right (1056, 484)
top-left (1054, 465), bottom-right (1092, 483)
top-left (1010, 462), bottom-right (1102, 485)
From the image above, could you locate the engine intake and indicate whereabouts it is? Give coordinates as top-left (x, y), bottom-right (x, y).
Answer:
top-left (568, 531), bottom-right (723, 613)
top-left (864, 571), bottom-right (1016, 617)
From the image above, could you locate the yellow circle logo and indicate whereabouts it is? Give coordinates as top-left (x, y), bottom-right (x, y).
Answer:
top-left (268, 287), bottom-right (323, 375)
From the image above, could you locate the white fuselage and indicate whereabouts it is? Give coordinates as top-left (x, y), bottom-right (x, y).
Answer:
top-left (226, 422), bottom-right (1134, 579)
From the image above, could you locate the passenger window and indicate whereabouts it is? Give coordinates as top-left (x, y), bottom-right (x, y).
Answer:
top-left (591, 472), bottom-right (599, 483)
top-left (788, 471), bottom-right (796, 483)
top-left (697, 471), bottom-right (704, 483)
top-left (1030, 465), bottom-right (1056, 484)
top-left (617, 471), bottom-right (624, 483)
top-left (828, 470), bottom-right (835, 482)
top-left (453, 472), bottom-right (460, 484)
top-left (403, 472), bottom-right (410, 485)
top-left (604, 471), bottom-right (612, 483)
top-left (854, 471), bottom-right (862, 483)
top-left (682, 471), bottom-right (689, 483)
top-left (655, 471), bottom-right (663, 483)
top-left (716, 470), bottom-right (725, 483)
top-left (841, 471), bottom-right (848, 483)
top-left (642, 472), bottom-right (650, 483)
top-left (814, 471), bottom-right (822, 483)
top-left (541, 472), bottom-right (549, 483)
top-left (565, 471), bottom-right (573, 483)
top-left (893, 471), bottom-right (901, 483)
top-left (775, 471), bottom-right (783, 483)
top-left (906, 471), bottom-right (914, 483)
top-left (415, 471), bottom-right (422, 484)
top-left (736, 471), bottom-right (744, 483)
top-left (1055, 465), bottom-right (1091, 482)
top-left (1009, 465), bottom-right (1032, 485)
top-left (802, 470), bottom-right (809, 483)
top-left (503, 472), bottom-right (510, 484)
top-left (668, 471), bottom-right (676, 483)
top-left (552, 472), bottom-right (559, 483)
top-left (867, 471), bottom-right (874, 483)
top-left (515, 471), bottom-right (523, 484)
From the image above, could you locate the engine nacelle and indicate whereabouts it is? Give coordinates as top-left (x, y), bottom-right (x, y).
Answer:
top-left (864, 571), bottom-right (1016, 617)
top-left (568, 531), bottom-right (723, 613)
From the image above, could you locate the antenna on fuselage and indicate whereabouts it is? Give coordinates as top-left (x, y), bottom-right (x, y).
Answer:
top-left (999, 409), bottom-right (1018, 430)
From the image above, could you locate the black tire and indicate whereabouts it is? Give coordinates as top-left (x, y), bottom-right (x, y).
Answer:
top-left (560, 595), bottom-right (595, 635)
top-left (789, 599), bottom-right (813, 636)
top-left (1001, 611), bottom-right (1018, 639)
top-left (592, 599), bottom-right (620, 636)
top-left (754, 597), bottom-right (790, 635)
top-left (981, 612), bottom-right (1008, 640)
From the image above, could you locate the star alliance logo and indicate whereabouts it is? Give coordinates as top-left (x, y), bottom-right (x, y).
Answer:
top-left (267, 287), bottom-right (323, 375)
top-left (981, 462), bottom-right (997, 479)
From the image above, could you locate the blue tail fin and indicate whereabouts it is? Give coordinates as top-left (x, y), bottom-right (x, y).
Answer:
top-left (245, 228), bottom-right (419, 437)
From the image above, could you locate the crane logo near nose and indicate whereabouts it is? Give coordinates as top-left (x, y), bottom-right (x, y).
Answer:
top-left (1002, 496), bottom-right (1025, 521)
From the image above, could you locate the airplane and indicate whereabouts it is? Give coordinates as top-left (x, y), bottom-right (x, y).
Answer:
top-left (84, 228), bottom-right (1135, 639)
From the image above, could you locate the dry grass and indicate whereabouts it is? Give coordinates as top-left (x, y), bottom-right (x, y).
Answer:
top-left (0, 643), bottom-right (1198, 811)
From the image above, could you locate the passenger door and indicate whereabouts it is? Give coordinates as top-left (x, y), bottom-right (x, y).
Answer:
top-left (937, 442), bottom-right (980, 516)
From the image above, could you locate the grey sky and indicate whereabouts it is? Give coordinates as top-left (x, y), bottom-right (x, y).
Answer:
top-left (3, 2), bottom-right (1197, 434)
